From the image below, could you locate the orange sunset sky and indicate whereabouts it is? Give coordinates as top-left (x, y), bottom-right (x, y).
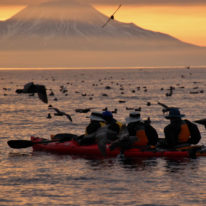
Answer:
top-left (0, 1), bottom-right (206, 47)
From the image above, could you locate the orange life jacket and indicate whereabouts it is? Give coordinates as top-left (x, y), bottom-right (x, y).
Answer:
top-left (133, 126), bottom-right (149, 146)
top-left (178, 121), bottom-right (191, 143)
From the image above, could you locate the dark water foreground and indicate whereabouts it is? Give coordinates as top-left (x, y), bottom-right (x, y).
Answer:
top-left (1, 152), bottom-right (206, 206)
top-left (1, 68), bottom-right (206, 205)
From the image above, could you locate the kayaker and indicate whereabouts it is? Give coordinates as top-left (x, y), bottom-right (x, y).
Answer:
top-left (101, 111), bottom-right (123, 141)
top-left (78, 112), bottom-right (106, 145)
top-left (163, 108), bottom-right (201, 148)
top-left (110, 111), bottom-right (158, 151)
top-left (92, 110), bottom-right (123, 155)
top-left (78, 110), bottom-right (123, 155)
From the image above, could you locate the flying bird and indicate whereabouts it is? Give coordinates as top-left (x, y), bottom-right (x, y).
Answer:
top-left (102, 4), bottom-right (122, 28)
top-left (49, 106), bottom-right (72, 122)
top-left (16, 82), bottom-right (48, 104)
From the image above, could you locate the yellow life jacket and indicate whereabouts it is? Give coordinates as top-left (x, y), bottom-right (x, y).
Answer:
top-left (116, 121), bottom-right (123, 130)
top-left (133, 125), bottom-right (149, 146)
top-left (100, 122), bottom-right (106, 127)
top-left (178, 121), bottom-right (191, 143)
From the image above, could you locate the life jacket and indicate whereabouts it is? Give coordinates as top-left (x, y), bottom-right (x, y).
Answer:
top-left (106, 120), bottom-right (122, 134)
top-left (100, 122), bottom-right (106, 127)
top-left (116, 121), bottom-right (123, 131)
top-left (178, 120), bottom-right (191, 143)
top-left (133, 125), bottom-right (149, 146)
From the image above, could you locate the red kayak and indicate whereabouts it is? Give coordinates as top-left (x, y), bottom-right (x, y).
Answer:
top-left (31, 136), bottom-right (120, 157)
top-left (31, 136), bottom-right (191, 158)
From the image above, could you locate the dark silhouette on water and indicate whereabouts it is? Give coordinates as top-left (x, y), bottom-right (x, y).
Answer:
top-left (47, 113), bottom-right (52, 119)
top-left (16, 82), bottom-right (48, 104)
top-left (49, 105), bottom-right (72, 122)
top-left (194, 119), bottom-right (206, 129)
top-left (75, 108), bottom-right (91, 113)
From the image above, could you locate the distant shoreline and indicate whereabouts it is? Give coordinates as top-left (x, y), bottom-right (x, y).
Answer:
top-left (0, 66), bottom-right (206, 71)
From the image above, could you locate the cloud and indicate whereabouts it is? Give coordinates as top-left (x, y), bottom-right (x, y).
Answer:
top-left (1, 0), bottom-right (206, 6)
top-left (0, 0), bottom-right (47, 5)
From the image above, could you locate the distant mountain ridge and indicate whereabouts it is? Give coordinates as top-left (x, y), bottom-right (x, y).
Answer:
top-left (0, 0), bottom-right (197, 50)
top-left (0, 0), bottom-right (205, 68)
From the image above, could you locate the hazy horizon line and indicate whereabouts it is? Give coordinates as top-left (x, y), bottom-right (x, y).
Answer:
top-left (1, 65), bottom-right (206, 71)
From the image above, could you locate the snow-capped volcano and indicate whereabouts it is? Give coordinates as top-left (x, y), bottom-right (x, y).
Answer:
top-left (0, 0), bottom-right (205, 68)
top-left (0, 0), bottom-right (195, 50)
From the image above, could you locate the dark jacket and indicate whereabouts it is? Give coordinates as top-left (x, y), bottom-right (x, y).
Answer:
top-left (81, 119), bottom-right (122, 145)
top-left (107, 119), bottom-right (121, 132)
top-left (86, 121), bottom-right (104, 135)
top-left (104, 119), bottom-right (122, 141)
top-left (164, 119), bottom-right (201, 147)
top-left (78, 121), bottom-right (105, 145)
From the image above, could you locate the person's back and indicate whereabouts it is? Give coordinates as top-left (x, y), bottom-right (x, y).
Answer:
top-left (102, 111), bottom-right (123, 141)
top-left (126, 112), bottom-right (158, 148)
top-left (79, 112), bottom-right (106, 145)
top-left (110, 112), bottom-right (158, 151)
top-left (86, 120), bottom-right (105, 135)
top-left (164, 108), bottom-right (201, 148)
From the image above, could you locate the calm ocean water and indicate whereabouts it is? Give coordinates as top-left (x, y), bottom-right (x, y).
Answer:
top-left (1, 67), bottom-right (206, 206)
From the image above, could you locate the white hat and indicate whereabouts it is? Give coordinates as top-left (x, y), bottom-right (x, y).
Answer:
top-left (126, 112), bottom-right (141, 124)
top-left (89, 112), bottom-right (105, 122)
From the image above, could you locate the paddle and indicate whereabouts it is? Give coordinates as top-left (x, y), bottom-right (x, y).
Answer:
top-left (8, 139), bottom-right (58, 149)
top-left (8, 133), bottom-right (78, 149)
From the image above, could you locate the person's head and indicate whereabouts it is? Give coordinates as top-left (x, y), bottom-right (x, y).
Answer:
top-left (165, 108), bottom-right (185, 122)
top-left (102, 111), bottom-right (113, 122)
top-left (89, 112), bottom-right (105, 122)
top-left (125, 111), bottom-right (141, 124)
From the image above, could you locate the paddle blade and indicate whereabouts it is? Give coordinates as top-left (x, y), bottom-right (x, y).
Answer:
top-left (7, 140), bottom-right (34, 149)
